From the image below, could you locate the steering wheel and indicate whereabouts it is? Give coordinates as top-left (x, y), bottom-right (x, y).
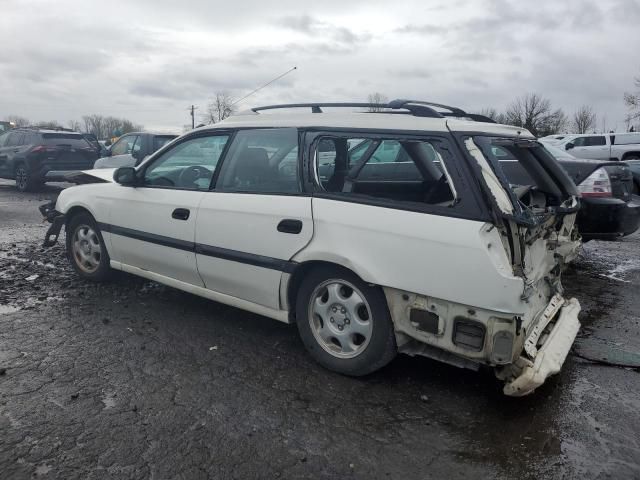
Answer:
top-left (178, 165), bottom-right (210, 188)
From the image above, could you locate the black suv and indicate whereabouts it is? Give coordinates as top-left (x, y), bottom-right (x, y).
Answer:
top-left (0, 127), bottom-right (99, 191)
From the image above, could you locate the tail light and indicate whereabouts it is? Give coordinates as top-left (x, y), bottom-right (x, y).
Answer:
top-left (577, 167), bottom-right (612, 198)
top-left (31, 145), bottom-right (56, 153)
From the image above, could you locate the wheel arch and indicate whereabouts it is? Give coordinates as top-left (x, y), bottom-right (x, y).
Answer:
top-left (622, 151), bottom-right (640, 160)
top-left (286, 259), bottom-right (377, 322)
top-left (64, 205), bottom-right (95, 227)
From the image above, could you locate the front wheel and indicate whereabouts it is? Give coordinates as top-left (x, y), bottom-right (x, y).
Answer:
top-left (295, 266), bottom-right (397, 376)
top-left (66, 213), bottom-right (112, 281)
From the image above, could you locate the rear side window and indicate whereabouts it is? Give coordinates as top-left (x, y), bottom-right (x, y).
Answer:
top-left (314, 136), bottom-right (456, 206)
top-left (217, 128), bottom-right (300, 193)
top-left (42, 133), bottom-right (90, 148)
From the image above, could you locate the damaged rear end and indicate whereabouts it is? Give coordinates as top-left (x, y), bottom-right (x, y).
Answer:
top-left (462, 132), bottom-right (582, 395)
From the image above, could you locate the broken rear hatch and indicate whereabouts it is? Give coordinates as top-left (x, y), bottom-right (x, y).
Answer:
top-left (460, 133), bottom-right (582, 395)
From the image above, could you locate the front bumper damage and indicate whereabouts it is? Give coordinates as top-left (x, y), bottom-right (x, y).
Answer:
top-left (498, 295), bottom-right (581, 396)
top-left (39, 200), bottom-right (65, 247)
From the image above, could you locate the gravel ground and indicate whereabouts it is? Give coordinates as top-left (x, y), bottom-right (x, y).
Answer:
top-left (1, 180), bottom-right (639, 479)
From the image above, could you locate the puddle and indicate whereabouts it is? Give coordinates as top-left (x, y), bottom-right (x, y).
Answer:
top-left (0, 305), bottom-right (20, 314)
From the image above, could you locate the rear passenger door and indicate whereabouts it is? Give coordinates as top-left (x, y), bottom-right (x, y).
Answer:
top-left (195, 128), bottom-right (313, 311)
top-left (572, 135), bottom-right (608, 160)
top-left (305, 131), bottom-right (492, 308)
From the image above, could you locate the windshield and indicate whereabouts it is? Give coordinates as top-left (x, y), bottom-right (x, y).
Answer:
top-left (542, 143), bottom-right (574, 160)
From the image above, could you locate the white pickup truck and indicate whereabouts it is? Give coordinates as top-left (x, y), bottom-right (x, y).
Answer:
top-left (560, 132), bottom-right (640, 161)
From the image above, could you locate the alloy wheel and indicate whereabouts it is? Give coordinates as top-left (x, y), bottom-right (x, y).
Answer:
top-left (72, 224), bottom-right (103, 273)
top-left (308, 279), bottom-right (373, 359)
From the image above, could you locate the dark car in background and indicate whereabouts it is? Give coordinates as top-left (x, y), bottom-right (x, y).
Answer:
top-left (0, 127), bottom-right (99, 191)
top-left (497, 144), bottom-right (640, 240)
top-left (625, 159), bottom-right (640, 194)
top-left (93, 132), bottom-right (178, 169)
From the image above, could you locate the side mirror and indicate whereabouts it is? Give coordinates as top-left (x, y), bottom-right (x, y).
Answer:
top-left (114, 166), bottom-right (137, 186)
top-left (565, 143), bottom-right (575, 150)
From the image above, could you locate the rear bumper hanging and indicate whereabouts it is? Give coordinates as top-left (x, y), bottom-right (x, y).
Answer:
top-left (39, 201), bottom-right (65, 247)
top-left (502, 297), bottom-right (581, 396)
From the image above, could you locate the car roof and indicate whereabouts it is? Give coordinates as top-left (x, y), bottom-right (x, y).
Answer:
top-left (15, 128), bottom-right (82, 135)
top-left (197, 112), bottom-right (532, 138)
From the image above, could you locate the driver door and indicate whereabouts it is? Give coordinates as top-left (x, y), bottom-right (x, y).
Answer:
top-left (107, 133), bottom-right (230, 286)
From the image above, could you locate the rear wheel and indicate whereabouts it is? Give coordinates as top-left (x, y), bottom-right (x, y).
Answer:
top-left (15, 163), bottom-right (39, 192)
top-left (66, 212), bottom-right (112, 281)
top-left (295, 266), bottom-right (397, 376)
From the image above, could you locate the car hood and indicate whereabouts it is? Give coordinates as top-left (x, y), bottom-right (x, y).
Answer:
top-left (65, 168), bottom-right (116, 184)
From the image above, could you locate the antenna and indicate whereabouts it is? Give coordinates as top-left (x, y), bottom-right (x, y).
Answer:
top-left (231, 67), bottom-right (298, 107)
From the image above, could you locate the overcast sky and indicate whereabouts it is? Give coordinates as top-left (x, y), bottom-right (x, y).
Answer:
top-left (1, 0), bottom-right (639, 132)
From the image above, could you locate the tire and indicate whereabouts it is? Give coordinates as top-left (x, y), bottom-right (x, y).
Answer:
top-left (14, 163), bottom-right (39, 192)
top-left (625, 155), bottom-right (640, 161)
top-left (65, 212), bottom-right (112, 282)
top-left (295, 265), bottom-right (397, 376)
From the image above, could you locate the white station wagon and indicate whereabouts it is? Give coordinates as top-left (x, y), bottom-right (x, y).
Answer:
top-left (40, 100), bottom-right (582, 396)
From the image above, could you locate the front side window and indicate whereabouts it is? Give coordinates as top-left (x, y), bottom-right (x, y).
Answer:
top-left (111, 135), bottom-right (138, 156)
top-left (0, 132), bottom-right (9, 147)
top-left (217, 128), bottom-right (300, 193)
top-left (144, 134), bottom-right (229, 190)
top-left (572, 137), bottom-right (586, 147)
top-left (315, 136), bottom-right (456, 206)
top-left (6, 132), bottom-right (24, 147)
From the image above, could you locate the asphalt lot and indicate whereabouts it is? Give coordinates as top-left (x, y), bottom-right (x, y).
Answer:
top-left (1, 179), bottom-right (639, 480)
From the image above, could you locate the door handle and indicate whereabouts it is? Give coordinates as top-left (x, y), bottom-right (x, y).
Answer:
top-left (277, 219), bottom-right (303, 234)
top-left (172, 208), bottom-right (190, 220)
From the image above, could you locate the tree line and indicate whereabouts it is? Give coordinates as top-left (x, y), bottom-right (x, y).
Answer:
top-left (2, 114), bottom-right (143, 140)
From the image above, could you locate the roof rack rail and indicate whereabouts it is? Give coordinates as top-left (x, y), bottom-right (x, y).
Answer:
top-left (20, 125), bottom-right (77, 132)
top-left (251, 99), bottom-right (496, 123)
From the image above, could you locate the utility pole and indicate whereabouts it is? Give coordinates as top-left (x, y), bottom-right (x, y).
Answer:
top-left (188, 105), bottom-right (198, 129)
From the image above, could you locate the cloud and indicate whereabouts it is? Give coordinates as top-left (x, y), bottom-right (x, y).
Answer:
top-left (275, 15), bottom-right (371, 45)
top-left (0, 0), bottom-right (636, 132)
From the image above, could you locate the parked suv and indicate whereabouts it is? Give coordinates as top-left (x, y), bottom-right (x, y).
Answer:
top-left (0, 127), bottom-right (99, 191)
top-left (40, 100), bottom-right (583, 396)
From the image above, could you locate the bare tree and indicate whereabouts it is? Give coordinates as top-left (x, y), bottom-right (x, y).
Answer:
top-left (478, 107), bottom-right (507, 124)
top-left (79, 114), bottom-right (142, 139)
top-left (504, 93), bottom-right (567, 137)
top-left (624, 75), bottom-right (640, 122)
top-left (36, 120), bottom-right (62, 129)
top-left (572, 105), bottom-right (597, 134)
top-left (4, 115), bottom-right (30, 127)
top-left (82, 115), bottom-right (106, 138)
top-left (367, 92), bottom-right (389, 112)
top-left (207, 92), bottom-right (235, 124)
top-left (68, 120), bottom-right (82, 132)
